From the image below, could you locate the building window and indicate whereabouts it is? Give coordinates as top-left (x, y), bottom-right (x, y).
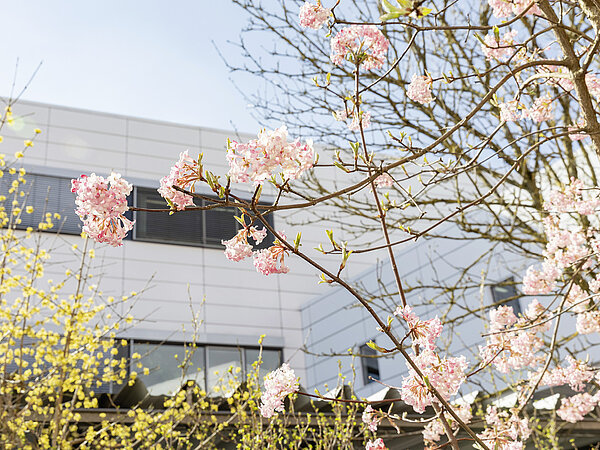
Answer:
top-left (359, 343), bottom-right (380, 385)
top-left (490, 278), bottom-right (521, 315)
top-left (133, 342), bottom-right (206, 396)
top-left (129, 340), bottom-right (281, 396)
top-left (1, 173), bottom-right (275, 249)
top-left (0, 172), bottom-right (82, 235)
top-left (134, 187), bottom-right (275, 248)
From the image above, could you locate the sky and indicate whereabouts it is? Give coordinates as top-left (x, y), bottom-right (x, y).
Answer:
top-left (0, 1), bottom-right (264, 134)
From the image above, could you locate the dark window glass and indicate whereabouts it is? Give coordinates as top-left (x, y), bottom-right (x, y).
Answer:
top-left (245, 348), bottom-right (282, 382)
top-left (359, 344), bottom-right (380, 385)
top-left (491, 278), bottom-right (521, 315)
top-left (206, 346), bottom-right (243, 395)
top-left (133, 342), bottom-right (205, 396)
top-left (97, 339), bottom-right (130, 394)
top-left (0, 173), bottom-right (82, 234)
top-left (134, 186), bottom-right (275, 248)
top-left (203, 203), bottom-right (238, 246)
top-left (134, 187), bottom-right (204, 245)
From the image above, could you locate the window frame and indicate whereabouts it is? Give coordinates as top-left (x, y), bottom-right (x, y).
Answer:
top-left (132, 186), bottom-right (275, 249)
top-left (490, 277), bottom-right (522, 315)
top-left (128, 339), bottom-right (283, 393)
top-left (359, 343), bottom-right (380, 385)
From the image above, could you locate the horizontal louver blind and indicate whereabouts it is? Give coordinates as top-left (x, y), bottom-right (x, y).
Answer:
top-left (135, 188), bottom-right (204, 246)
top-left (134, 187), bottom-right (275, 248)
top-left (0, 173), bottom-right (82, 235)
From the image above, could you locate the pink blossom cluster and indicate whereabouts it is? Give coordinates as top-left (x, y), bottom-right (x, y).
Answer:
top-left (566, 285), bottom-right (590, 314)
top-left (299, 1), bottom-right (330, 29)
top-left (498, 93), bottom-right (557, 124)
top-left (401, 350), bottom-right (468, 413)
top-left (543, 178), bottom-right (600, 215)
top-left (499, 100), bottom-right (520, 122)
top-left (544, 65), bottom-right (575, 92)
top-left (521, 93), bottom-right (554, 122)
top-left (362, 405), bottom-right (381, 432)
top-left (556, 392), bottom-right (599, 423)
top-left (586, 73), bottom-right (600, 98)
top-left (226, 126), bottom-right (314, 186)
top-left (253, 244), bottom-right (291, 275)
top-left (71, 172), bottom-right (134, 247)
top-left (223, 228), bottom-right (290, 276)
top-left (539, 356), bottom-right (594, 392)
top-left (488, 0), bottom-right (541, 18)
top-left (477, 406), bottom-right (531, 450)
top-left (374, 173), bottom-right (394, 188)
top-left (222, 226), bottom-right (267, 262)
top-left (522, 178), bottom-right (600, 341)
top-left (333, 108), bottom-right (371, 131)
top-left (395, 305), bottom-right (443, 350)
top-left (545, 69), bottom-right (600, 98)
top-left (330, 25), bottom-right (389, 71)
top-left (569, 117), bottom-right (589, 141)
top-left (543, 216), bottom-right (589, 269)
top-left (365, 438), bottom-right (387, 450)
top-left (481, 30), bottom-right (518, 61)
top-left (158, 151), bottom-right (201, 210)
top-left (259, 363), bottom-right (299, 418)
top-left (422, 404), bottom-right (472, 445)
top-left (522, 264), bottom-right (558, 295)
top-left (393, 307), bottom-right (467, 413)
top-left (523, 216), bottom-right (590, 296)
top-left (407, 75), bottom-right (435, 105)
top-left (576, 311), bottom-right (600, 334)
top-left (479, 302), bottom-right (548, 373)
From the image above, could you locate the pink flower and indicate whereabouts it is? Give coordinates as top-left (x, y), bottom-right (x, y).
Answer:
top-left (543, 216), bottom-right (589, 270)
top-left (259, 363), bottom-right (299, 418)
top-left (253, 232), bottom-right (290, 275)
top-left (488, 0), bottom-right (541, 17)
top-left (499, 100), bottom-right (520, 122)
top-left (401, 350), bottom-right (467, 413)
top-left (374, 173), bottom-right (394, 188)
top-left (545, 65), bottom-right (575, 91)
top-left (542, 178), bottom-right (599, 215)
top-left (477, 406), bottom-right (531, 449)
top-left (488, 0), bottom-right (513, 17)
top-left (576, 311), bottom-right (600, 334)
top-left (158, 151), bottom-right (202, 210)
top-left (362, 405), bottom-right (380, 432)
top-left (222, 226), bottom-right (267, 262)
top-left (227, 126), bottom-right (314, 186)
top-left (557, 393), bottom-right (598, 423)
top-left (522, 263), bottom-right (559, 295)
top-left (479, 304), bottom-right (546, 373)
top-left (330, 25), bottom-right (389, 71)
top-left (522, 93), bottom-right (554, 122)
top-left (407, 75), bottom-right (435, 105)
top-left (481, 30), bottom-right (518, 61)
top-left (511, 0), bottom-right (542, 15)
top-left (539, 356), bottom-right (594, 391)
top-left (489, 305), bottom-right (517, 331)
top-left (586, 73), bottom-right (600, 99)
top-left (423, 404), bottom-right (472, 444)
top-left (365, 438), bottom-right (387, 450)
top-left (395, 305), bottom-right (443, 350)
top-left (333, 109), bottom-right (371, 131)
top-left (299, 1), bottom-right (330, 29)
top-left (71, 172), bottom-right (134, 247)
top-left (523, 299), bottom-right (552, 332)
top-left (569, 117), bottom-right (589, 141)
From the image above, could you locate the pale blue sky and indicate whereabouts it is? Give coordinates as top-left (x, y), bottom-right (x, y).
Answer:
top-left (0, 1), bottom-right (263, 133)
